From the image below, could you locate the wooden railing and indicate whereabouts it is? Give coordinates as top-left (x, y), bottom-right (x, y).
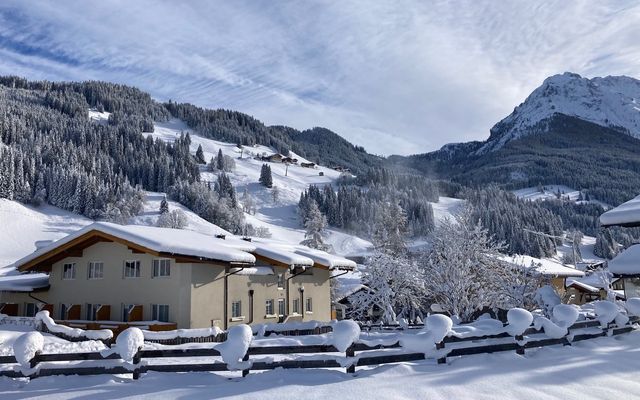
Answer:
top-left (0, 316), bottom-right (637, 380)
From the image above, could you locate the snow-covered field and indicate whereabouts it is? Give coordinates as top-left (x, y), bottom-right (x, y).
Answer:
top-left (1, 331), bottom-right (639, 399)
top-left (512, 184), bottom-right (609, 209)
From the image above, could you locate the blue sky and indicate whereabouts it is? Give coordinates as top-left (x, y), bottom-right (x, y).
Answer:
top-left (1, 1), bottom-right (639, 155)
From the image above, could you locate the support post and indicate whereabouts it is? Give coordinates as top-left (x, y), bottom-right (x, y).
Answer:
top-left (132, 347), bottom-right (142, 380)
top-left (436, 341), bottom-right (446, 364)
top-left (242, 353), bottom-right (250, 377)
top-left (346, 344), bottom-right (356, 374)
top-left (515, 335), bottom-right (525, 355)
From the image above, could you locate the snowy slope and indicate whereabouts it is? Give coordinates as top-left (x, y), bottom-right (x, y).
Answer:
top-left (512, 185), bottom-right (610, 209)
top-left (483, 72), bottom-right (640, 152)
top-left (147, 119), bottom-right (372, 256)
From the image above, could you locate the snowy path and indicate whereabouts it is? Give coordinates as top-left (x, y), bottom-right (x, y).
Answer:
top-left (1, 331), bottom-right (639, 399)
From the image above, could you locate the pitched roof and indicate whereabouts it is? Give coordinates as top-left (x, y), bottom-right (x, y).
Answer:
top-left (502, 255), bottom-right (585, 278)
top-left (608, 244), bottom-right (640, 275)
top-left (14, 222), bottom-right (256, 271)
top-left (600, 194), bottom-right (640, 227)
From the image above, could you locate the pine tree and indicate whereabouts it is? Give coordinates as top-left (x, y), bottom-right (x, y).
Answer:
top-left (300, 200), bottom-right (331, 251)
top-left (216, 149), bottom-right (224, 170)
top-left (160, 197), bottom-right (169, 214)
top-left (195, 144), bottom-right (206, 164)
top-left (259, 164), bottom-right (273, 188)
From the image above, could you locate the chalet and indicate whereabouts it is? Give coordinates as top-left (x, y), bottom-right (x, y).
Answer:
top-left (332, 166), bottom-right (351, 173)
top-left (0, 223), bottom-right (355, 330)
top-left (502, 255), bottom-right (584, 296)
top-left (281, 157), bottom-right (298, 164)
top-left (260, 153), bottom-right (284, 163)
top-left (300, 162), bottom-right (316, 168)
top-left (599, 194), bottom-right (640, 299)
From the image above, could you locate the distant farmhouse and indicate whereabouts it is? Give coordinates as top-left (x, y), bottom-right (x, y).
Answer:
top-left (0, 223), bottom-right (355, 330)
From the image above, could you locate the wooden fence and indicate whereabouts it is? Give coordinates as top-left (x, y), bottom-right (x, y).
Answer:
top-left (0, 315), bottom-right (637, 380)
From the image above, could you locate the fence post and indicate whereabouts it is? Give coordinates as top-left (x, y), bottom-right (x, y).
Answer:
top-left (241, 352), bottom-right (250, 377)
top-left (132, 347), bottom-right (142, 380)
top-left (27, 350), bottom-right (41, 379)
top-left (436, 341), bottom-right (446, 364)
top-left (515, 335), bottom-right (525, 355)
top-left (346, 344), bottom-right (356, 374)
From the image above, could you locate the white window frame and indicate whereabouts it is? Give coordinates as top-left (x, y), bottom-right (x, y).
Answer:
top-left (277, 273), bottom-right (285, 289)
top-left (306, 297), bottom-right (313, 314)
top-left (153, 259), bottom-right (171, 278)
top-left (277, 298), bottom-right (286, 316)
top-left (88, 261), bottom-right (104, 280)
top-left (231, 300), bottom-right (243, 320)
top-left (62, 263), bottom-right (76, 280)
top-left (152, 304), bottom-right (170, 322)
top-left (124, 260), bottom-right (141, 278)
top-left (265, 299), bottom-right (275, 317)
top-left (24, 303), bottom-right (37, 317)
top-left (292, 298), bottom-right (300, 315)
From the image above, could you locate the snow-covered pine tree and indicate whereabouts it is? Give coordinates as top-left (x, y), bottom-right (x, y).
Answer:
top-left (259, 164), bottom-right (273, 188)
top-left (157, 209), bottom-right (188, 229)
top-left (160, 197), bottom-right (169, 214)
top-left (195, 144), bottom-right (206, 164)
top-left (300, 200), bottom-right (331, 252)
top-left (216, 149), bottom-right (224, 170)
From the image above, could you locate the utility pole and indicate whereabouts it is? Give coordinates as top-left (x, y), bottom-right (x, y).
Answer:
top-left (522, 228), bottom-right (579, 265)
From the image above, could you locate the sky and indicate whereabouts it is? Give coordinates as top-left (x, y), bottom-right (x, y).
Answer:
top-left (0, 1), bottom-right (639, 156)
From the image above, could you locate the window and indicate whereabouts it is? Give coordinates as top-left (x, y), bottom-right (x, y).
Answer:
top-left (60, 303), bottom-right (68, 319)
top-left (265, 299), bottom-right (274, 316)
top-left (124, 260), bottom-right (141, 278)
top-left (88, 262), bottom-right (104, 279)
top-left (152, 304), bottom-right (170, 322)
top-left (278, 299), bottom-right (286, 316)
top-left (86, 304), bottom-right (101, 321)
top-left (24, 303), bottom-right (37, 317)
top-left (232, 301), bottom-right (242, 318)
top-left (306, 298), bottom-right (313, 313)
top-left (277, 273), bottom-right (285, 289)
top-left (292, 299), bottom-right (300, 314)
top-left (153, 259), bottom-right (171, 277)
top-left (62, 263), bottom-right (76, 280)
top-left (122, 304), bottom-right (134, 322)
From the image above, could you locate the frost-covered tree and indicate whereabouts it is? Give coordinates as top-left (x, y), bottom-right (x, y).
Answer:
top-left (372, 202), bottom-right (407, 255)
top-left (300, 200), bottom-right (331, 252)
top-left (420, 209), bottom-right (513, 322)
top-left (195, 144), bottom-right (206, 164)
top-left (272, 185), bottom-right (280, 204)
top-left (350, 251), bottom-right (424, 323)
top-left (157, 209), bottom-right (188, 229)
top-left (241, 188), bottom-right (256, 215)
top-left (215, 172), bottom-right (236, 207)
top-left (259, 164), bottom-right (273, 188)
top-left (209, 149), bottom-right (235, 172)
top-left (160, 197), bottom-right (169, 215)
top-left (594, 229), bottom-right (618, 259)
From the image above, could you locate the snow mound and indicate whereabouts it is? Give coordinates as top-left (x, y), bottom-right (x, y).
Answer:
top-left (625, 298), bottom-right (640, 317)
top-left (13, 331), bottom-right (44, 368)
top-left (533, 317), bottom-right (568, 339)
top-left (217, 324), bottom-right (252, 370)
top-left (109, 328), bottom-right (144, 363)
top-left (400, 314), bottom-right (452, 354)
top-left (506, 308), bottom-right (533, 336)
top-left (36, 311), bottom-right (112, 340)
top-left (552, 304), bottom-right (580, 327)
top-left (534, 285), bottom-right (561, 315)
top-left (142, 327), bottom-right (224, 341)
top-left (451, 318), bottom-right (506, 338)
top-left (594, 301), bottom-right (627, 327)
top-left (331, 320), bottom-right (360, 352)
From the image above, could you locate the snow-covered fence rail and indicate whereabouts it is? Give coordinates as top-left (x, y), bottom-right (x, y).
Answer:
top-left (0, 311), bottom-right (638, 381)
top-left (0, 314), bottom-right (37, 328)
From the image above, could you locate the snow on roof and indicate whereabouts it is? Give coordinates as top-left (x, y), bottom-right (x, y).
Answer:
top-left (244, 237), bottom-right (357, 269)
top-left (252, 245), bottom-right (314, 266)
top-left (334, 283), bottom-right (369, 302)
top-left (600, 194), bottom-right (640, 226)
top-left (0, 273), bottom-right (49, 292)
top-left (14, 222), bottom-right (256, 268)
top-left (565, 279), bottom-right (600, 293)
top-left (230, 266), bottom-right (274, 276)
top-left (290, 247), bottom-right (357, 269)
top-left (609, 244), bottom-right (640, 275)
top-left (502, 255), bottom-right (585, 277)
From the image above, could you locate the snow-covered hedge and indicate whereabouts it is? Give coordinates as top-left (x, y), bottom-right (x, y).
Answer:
top-left (142, 326), bottom-right (224, 341)
top-left (13, 331), bottom-right (44, 369)
top-left (217, 324), bottom-right (252, 370)
top-left (36, 311), bottom-right (113, 341)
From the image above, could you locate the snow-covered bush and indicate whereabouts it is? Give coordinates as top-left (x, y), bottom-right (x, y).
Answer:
top-left (552, 304), bottom-right (579, 327)
top-left (594, 301), bottom-right (628, 328)
top-left (36, 311), bottom-right (112, 340)
top-left (156, 209), bottom-right (188, 229)
top-left (13, 332), bottom-right (44, 368)
top-left (534, 285), bottom-right (561, 317)
top-left (506, 308), bottom-right (533, 336)
top-left (217, 324), bottom-right (252, 370)
top-left (331, 320), bottom-right (360, 352)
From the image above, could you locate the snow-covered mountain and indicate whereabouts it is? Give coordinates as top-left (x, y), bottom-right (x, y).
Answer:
top-left (481, 72), bottom-right (640, 152)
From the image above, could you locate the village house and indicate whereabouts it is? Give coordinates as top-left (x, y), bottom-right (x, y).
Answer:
top-left (0, 223), bottom-right (355, 330)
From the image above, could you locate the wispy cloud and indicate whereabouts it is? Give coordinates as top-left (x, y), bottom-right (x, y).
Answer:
top-left (0, 0), bottom-right (639, 155)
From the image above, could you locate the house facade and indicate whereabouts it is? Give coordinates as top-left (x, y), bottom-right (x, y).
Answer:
top-left (0, 223), bottom-right (355, 329)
